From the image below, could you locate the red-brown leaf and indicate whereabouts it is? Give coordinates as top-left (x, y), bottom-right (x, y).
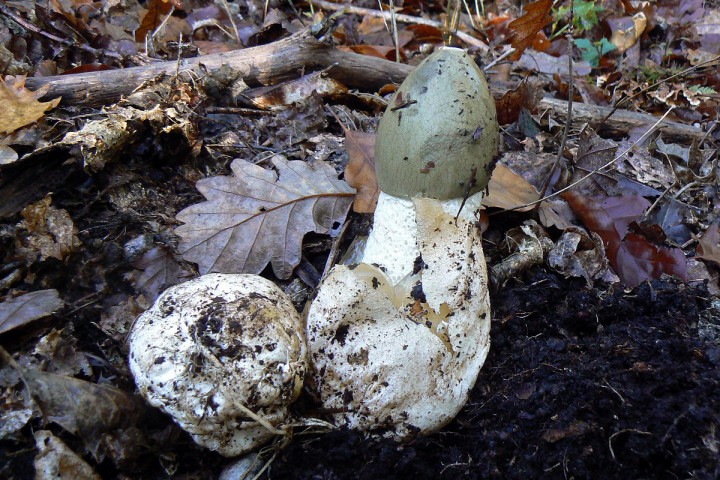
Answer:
top-left (508, 0), bottom-right (553, 61)
top-left (563, 191), bottom-right (687, 287)
top-left (343, 130), bottom-right (379, 213)
top-left (135, 0), bottom-right (176, 42)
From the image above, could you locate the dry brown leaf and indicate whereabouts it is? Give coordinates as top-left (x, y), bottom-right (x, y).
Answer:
top-left (135, 0), bottom-right (175, 41)
top-left (16, 196), bottom-right (81, 261)
top-left (698, 223), bottom-right (720, 265)
top-left (343, 130), bottom-right (379, 213)
top-left (22, 368), bottom-right (142, 455)
top-left (508, 0), bottom-right (553, 61)
top-left (0, 290), bottom-right (64, 335)
top-left (0, 75), bottom-right (60, 135)
top-left (483, 163), bottom-right (540, 211)
top-left (538, 199), bottom-right (577, 230)
top-left (176, 156), bottom-right (355, 279)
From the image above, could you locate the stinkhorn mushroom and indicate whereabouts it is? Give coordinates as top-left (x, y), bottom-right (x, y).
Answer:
top-left (127, 273), bottom-right (306, 456)
top-left (305, 47), bottom-right (498, 439)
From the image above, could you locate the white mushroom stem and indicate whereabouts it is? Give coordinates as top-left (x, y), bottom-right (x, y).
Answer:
top-left (305, 191), bottom-right (491, 439)
top-left (362, 191), bottom-right (485, 287)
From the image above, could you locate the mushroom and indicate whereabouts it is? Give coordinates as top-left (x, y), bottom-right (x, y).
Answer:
top-left (127, 273), bottom-right (306, 456)
top-left (305, 47), bottom-right (498, 439)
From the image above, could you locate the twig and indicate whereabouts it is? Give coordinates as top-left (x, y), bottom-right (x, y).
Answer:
top-left (536, 5), bottom-right (575, 205)
top-left (220, 0), bottom-right (242, 46)
top-left (484, 47), bottom-right (516, 70)
top-left (309, 0), bottom-right (489, 51)
top-left (490, 107), bottom-right (676, 214)
top-left (380, 0), bottom-right (400, 62)
top-left (609, 429), bottom-right (652, 461)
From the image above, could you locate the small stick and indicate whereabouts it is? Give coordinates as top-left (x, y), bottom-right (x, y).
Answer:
top-left (536, 5), bottom-right (574, 205)
top-left (455, 166), bottom-right (478, 225)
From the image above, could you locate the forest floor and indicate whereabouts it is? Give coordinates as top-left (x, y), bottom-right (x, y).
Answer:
top-left (1, 0), bottom-right (719, 479)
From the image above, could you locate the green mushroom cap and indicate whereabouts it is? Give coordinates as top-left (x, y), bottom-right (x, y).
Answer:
top-left (375, 47), bottom-right (499, 200)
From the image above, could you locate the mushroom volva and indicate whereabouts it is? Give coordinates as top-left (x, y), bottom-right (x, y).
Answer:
top-left (128, 274), bottom-right (306, 456)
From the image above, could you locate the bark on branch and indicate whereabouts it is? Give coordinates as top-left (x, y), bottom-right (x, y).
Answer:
top-left (25, 29), bottom-right (704, 142)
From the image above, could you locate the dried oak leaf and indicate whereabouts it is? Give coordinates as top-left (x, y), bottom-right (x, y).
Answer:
top-left (508, 0), bottom-right (553, 61)
top-left (0, 290), bottom-right (64, 335)
top-left (698, 223), bottom-right (720, 265)
top-left (0, 75), bottom-right (60, 134)
top-left (343, 129), bottom-right (379, 213)
top-left (563, 191), bottom-right (687, 288)
top-left (176, 156), bottom-right (355, 279)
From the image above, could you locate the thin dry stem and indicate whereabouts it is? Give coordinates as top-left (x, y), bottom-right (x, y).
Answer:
top-left (220, 0), bottom-right (241, 46)
top-left (537, 5), bottom-right (575, 205)
top-left (310, 0), bottom-right (489, 51)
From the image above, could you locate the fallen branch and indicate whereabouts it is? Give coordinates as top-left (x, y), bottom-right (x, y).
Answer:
top-left (25, 28), bottom-right (704, 143)
top-left (537, 96), bottom-right (704, 142)
top-left (26, 29), bottom-right (413, 107)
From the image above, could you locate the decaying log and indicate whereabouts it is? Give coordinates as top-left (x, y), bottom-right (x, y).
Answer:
top-left (25, 29), bottom-right (704, 142)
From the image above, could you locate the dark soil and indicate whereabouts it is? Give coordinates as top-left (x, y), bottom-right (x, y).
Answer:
top-left (269, 274), bottom-right (720, 480)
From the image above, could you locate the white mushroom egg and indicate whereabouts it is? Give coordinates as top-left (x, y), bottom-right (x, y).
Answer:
top-left (128, 273), bottom-right (306, 456)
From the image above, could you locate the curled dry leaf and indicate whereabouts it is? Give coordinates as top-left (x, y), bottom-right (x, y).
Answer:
top-left (0, 75), bottom-right (61, 135)
top-left (508, 0), bottom-right (553, 61)
top-left (0, 290), bottom-right (64, 335)
top-left (608, 13), bottom-right (647, 54)
top-left (343, 129), bottom-right (379, 213)
top-left (20, 368), bottom-right (143, 455)
top-left (547, 226), bottom-right (618, 284)
top-left (176, 156), bottom-right (355, 279)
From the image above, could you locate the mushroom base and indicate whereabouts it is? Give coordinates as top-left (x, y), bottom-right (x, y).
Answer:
top-left (305, 196), bottom-right (491, 439)
top-left (128, 274), bottom-right (307, 456)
